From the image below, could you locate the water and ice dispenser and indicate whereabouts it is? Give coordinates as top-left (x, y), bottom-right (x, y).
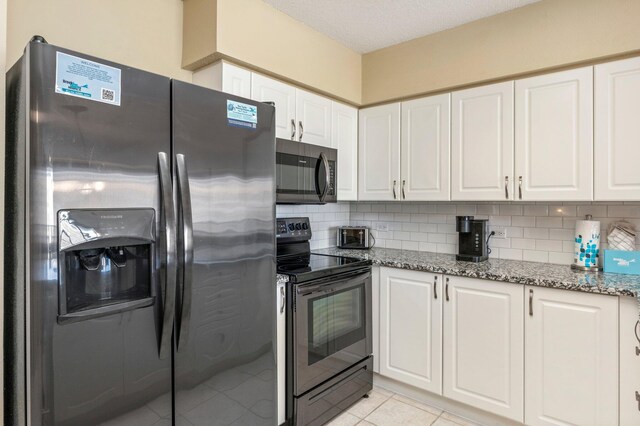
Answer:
top-left (57, 209), bottom-right (156, 323)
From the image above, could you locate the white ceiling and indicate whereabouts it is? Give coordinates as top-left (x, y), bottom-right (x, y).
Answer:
top-left (263, 0), bottom-right (540, 53)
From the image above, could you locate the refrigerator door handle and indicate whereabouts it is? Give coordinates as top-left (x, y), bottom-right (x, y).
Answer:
top-left (158, 152), bottom-right (177, 360)
top-left (176, 154), bottom-right (194, 351)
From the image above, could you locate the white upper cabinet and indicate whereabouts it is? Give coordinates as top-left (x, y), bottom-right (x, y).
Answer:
top-left (358, 103), bottom-right (401, 201)
top-left (595, 57), bottom-right (640, 200)
top-left (221, 62), bottom-right (252, 98)
top-left (443, 275), bottom-right (524, 422)
top-left (401, 94), bottom-right (451, 201)
top-left (331, 102), bottom-right (358, 200)
top-left (515, 67), bottom-right (593, 201)
top-left (525, 286), bottom-right (618, 426)
top-left (451, 82), bottom-right (514, 201)
top-left (191, 61), bottom-right (252, 99)
top-left (296, 89), bottom-right (332, 147)
top-left (379, 268), bottom-right (443, 394)
top-left (251, 73), bottom-right (296, 140)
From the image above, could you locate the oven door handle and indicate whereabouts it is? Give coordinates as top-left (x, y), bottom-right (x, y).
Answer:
top-left (296, 271), bottom-right (371, 297)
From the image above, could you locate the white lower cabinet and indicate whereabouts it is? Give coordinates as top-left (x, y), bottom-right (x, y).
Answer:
top-left (525, 285), bottom-right (618, 426)
top-left (372, 266), bottom-right (380, 373)
top-left (442, 276), bottom-right (524, 422)
top-left (379, 267), bottom-right (442, 394)
top-left (619, 296), bottom-right (640, 426)
top-left (373, 269), bottom-right (626, 425)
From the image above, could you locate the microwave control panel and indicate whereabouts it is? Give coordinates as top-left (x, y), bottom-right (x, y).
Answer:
top-left (276, 217), bottom-right (311, 242)
top-left (328, 161), bottom-right (336, 196)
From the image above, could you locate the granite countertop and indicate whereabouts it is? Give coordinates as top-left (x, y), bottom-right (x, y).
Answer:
top-left (277, 274), bottom-right (289, 285)
top-left (313, 247), bottom-right (640, 304)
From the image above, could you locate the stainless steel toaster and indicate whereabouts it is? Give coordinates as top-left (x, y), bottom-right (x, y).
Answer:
top-left (337, 226), bottom-right (370, 249)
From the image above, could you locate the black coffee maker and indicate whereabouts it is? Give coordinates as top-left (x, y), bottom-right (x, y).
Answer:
top-left (456, 216), bottom-right (489, 262)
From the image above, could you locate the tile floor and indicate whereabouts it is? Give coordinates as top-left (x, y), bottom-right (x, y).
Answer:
top-left (327, 386), bottom-right (481, 426)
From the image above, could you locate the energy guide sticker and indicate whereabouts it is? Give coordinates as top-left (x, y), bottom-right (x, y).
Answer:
top-left (55, 52), bottom-right (121, 106)
top-left (227, 100), bottom-right (257, 129)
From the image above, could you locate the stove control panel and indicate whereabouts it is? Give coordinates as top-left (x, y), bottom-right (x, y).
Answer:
top-left (276, 217), bottom-right (312, 242)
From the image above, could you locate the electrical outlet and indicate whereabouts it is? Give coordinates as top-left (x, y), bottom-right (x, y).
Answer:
top-left (375, 223), bottom-right (389, 231)
top-left (491, 227), bottom-right (507, 239)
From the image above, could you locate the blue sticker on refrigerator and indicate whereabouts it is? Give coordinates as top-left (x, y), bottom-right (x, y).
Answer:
top-left (227, 100), bottom-right (257, 129)
top-left (55, 52), bottom-right (121, 106)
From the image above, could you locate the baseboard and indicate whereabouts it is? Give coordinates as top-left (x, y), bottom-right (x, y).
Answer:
top-left (373, 373), bottom-right (523, 426)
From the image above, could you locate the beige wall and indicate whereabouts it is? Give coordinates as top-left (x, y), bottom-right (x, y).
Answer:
top-left (7, 0), bottom-right (191, 81)
top-left (182, 0), bottom-right (362, 104)
top-left (362, 0), bottom-right (640, 105)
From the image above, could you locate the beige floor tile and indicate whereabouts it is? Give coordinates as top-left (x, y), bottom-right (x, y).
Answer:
top-left (356, 421), bottom-right (375, 426)
top-left (326, 411), bottom-right (361, 426)
top-left (372, 385), bottom-right (394, 398)
top-left (439, 411), bottom-right (482, 426)
top-left (347, 390), bottom-right (392, 418)
top-left (392, 394), bottom-right (443, 416)
top-left (432, 418), bottom-right (461, 426)
top-left (365, 398), bottom-right (439, 426)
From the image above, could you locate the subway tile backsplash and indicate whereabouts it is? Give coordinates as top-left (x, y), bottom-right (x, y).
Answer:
top-left (277, 201), bottom-right (640, 266)
top-left (349, 201), bottom-right (640, 265)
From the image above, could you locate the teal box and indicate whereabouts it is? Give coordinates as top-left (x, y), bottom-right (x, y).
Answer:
top-left (603, 249), bottom-right (640, 275)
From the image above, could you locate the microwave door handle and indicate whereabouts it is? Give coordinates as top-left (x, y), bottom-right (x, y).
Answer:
top-left (157, 152), bottom-right (177, 360)
top-left (297, 271), bottom-right (371, 296)
top-left (175, 154), bottom-right (194, 352)
top-left (317, 152), bottom-right (330, 202)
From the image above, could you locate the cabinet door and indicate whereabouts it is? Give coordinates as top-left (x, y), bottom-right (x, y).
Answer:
top-left (276, 282), bottom-right (286, 425)
top-left (401, 94), bottom-right (450, 201)
top-left (595, 57), bottom-right (640, 200)
top-left (451, 82), bottom-right (514, 201)
top-left (296, 89), bottom-right (332, 147)
top-left (193, 62), bottom-right (252, 98)
top-left (525, 286), bottom-right (618, 426)
top-left (220, 62), bottom-right (251, 98)
top-left (372, 266), bottom-right (380, 373)
top-left (619, 297), bottom-right (640, 426)
top-left (515, 67), bottom-right (593, 201)
top-left (332, 102), bottom-right (358, 201)
top-left (379, 268), bottom-right (442, 394)
top-left (251, 73), bottom-right (296, 140)
top-left (443, 276), bottom-right (524, 422)
top-left (358, 103), bottom-right (401, 201)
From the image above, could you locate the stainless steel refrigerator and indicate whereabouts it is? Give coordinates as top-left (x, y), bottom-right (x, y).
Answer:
top-left (5, 38), bottom-right (277, 426)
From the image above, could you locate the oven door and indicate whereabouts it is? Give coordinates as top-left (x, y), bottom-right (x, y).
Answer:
top-left (293, 270), bottom-right (372, 395)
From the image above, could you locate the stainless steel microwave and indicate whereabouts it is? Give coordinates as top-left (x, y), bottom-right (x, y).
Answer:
top-left (276, 138), bottom-right (337, 204)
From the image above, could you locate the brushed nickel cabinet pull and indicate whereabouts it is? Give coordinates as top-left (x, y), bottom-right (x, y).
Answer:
top-left (291, 118), bottom-right (296, 140)
top-left (529, 289), bottom-right (533, 316)
top-left (445, 277), bottom-right (449, 302)
top-left (392, 180), bottom-right (397, 199)
top-left (298, 121), bottom-right (304, 141)
top-left (636, 391), bottom-right (640, 411)
top-left (505, 176), bottom-right (509, 199)
top-left (433, 276), bottom-right (438, 300)
top-left (519, 176), bottom-right (523, 200)
top-left (402, 180), bottom-right (406, 199)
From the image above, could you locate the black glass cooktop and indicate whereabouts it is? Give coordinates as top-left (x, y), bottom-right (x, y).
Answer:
top-left (277, 253), bottom-right (371, 283)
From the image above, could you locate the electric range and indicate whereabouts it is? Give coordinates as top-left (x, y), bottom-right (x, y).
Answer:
top-left (276, 217), bottom-right (373, 426)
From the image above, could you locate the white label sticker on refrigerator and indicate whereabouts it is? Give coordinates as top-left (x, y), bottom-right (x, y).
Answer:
top-left (55, 52), bottom-right (121, 106)
top-left (226, 100), bottom-right (257, 129)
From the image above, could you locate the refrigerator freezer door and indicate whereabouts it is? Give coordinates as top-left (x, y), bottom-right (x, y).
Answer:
top-left (171, 81), bottom-right (277, 425)
top-left (5, 40), bottom-right (173, 425)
